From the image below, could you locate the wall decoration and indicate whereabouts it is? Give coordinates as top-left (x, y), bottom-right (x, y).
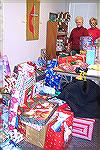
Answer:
top-left (26, 0), bottom-right (40, 40)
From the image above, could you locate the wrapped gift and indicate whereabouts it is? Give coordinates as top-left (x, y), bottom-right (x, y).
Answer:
top-left (17, 94), bottom-right (49, 116)
top-left (58, 57), bottom-right (67, 64)
top-left (8, 89), bottom-right (19, 131)
top-left (0, 107), bottom-right (3, 128)
top-left (45, 59), bottom-right (61, 91)
top-left (2, 93), bottom-right (11, 107)
top-left (20, 96), bottom-right (58, 126)
top-left (18, 119), bottom-right (26, 136)
top-left (72, 118), bottom-right (95, 140)
top-left (0, 130), bottom-right (9, 143)
top-left (1, 105), bottom-right (9, 129)
top-left (44, 104), bottom-right (74, 150)
top-left (0, 139), bottom-right (22, 150)
top-left (4, 76), bottom-right (16, 93)
top-left (15, 61), bottom-right (36, 90)
top-left (86, 46), bottom-right (96, 65)
top-left (26, 125), bottom-right (47, 148)
top-left (75, 54), bottom-right (86, 62)
top-left (58, 56), bottom-right (77, 65)
top-left (1, 55), bottom-right (11, 77)
top-left (80, 36), bottom-right (93, 50)
top-left (19, 84), bottom-right (35, 104)
top-left (47, 59), bottom-right (58, 68)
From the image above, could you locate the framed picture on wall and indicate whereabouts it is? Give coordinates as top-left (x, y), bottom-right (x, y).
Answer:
top-left (49, 13), bottom-right (57, 22)
top-left (26, 0), bottom-right (40, 40)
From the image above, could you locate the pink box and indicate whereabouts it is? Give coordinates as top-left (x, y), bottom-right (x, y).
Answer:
top-left (72, 118), bottom-right (95, 140)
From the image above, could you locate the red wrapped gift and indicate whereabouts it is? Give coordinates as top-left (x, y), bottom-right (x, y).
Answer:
top-left (66, 56), bottom-right (77, 63)
top-left (44, 104), bottom-right (74, 150)
top-left (57, 104), bottom-right (74, 127)
top-left (58, 56), bottom-right (77, 65)
top-left (18, 119), bottom-right (26, 136)
top-left (58, 57), bottom-right (67, 64)
top-left (75, 54), bottom-right (86, 62)
top-left (44, 120), bottom-right (65, 150)
top-left (23, 85), bottom-right (35, 104)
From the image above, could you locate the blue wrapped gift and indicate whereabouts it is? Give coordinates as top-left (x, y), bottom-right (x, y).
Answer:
top-left (80, 36), bottom-right (93, 50)
top-left (86, 46), bottom-right (96, 65)
top-left (45, 59), bottom-right (62, 91)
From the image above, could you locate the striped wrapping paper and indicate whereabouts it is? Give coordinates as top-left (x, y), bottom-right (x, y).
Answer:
top-left (72, 118), bottom-right (95, 140)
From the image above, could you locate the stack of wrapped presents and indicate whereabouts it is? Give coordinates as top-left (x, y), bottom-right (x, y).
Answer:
top-left (0, 52), bottom-right (99, 150)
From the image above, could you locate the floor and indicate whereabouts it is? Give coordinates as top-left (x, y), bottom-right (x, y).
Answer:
top-left (17, 119), bottom-right (100, 150)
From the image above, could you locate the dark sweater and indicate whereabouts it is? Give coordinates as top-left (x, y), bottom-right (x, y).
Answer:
top-left (57, 79), bottom-right (100, 118)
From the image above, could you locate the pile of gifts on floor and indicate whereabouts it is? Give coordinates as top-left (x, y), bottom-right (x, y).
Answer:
top-left (0, 55), bottom-right (96, 150)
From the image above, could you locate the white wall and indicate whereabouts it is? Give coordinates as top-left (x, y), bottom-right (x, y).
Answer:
top-left (3, 1), bottom-right (98, 71)
top-left (97, 2), bottom-right (100, 28)
top-left (3, 1), bottom-right (68, 71)
top-left (68, 3), bottom-right (97, 34)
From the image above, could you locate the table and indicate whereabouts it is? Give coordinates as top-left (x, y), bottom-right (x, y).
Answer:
top-left (53, 66), bottom-right (100, 86)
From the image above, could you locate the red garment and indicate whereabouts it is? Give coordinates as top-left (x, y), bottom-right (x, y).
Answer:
top-left (88, 27), bottom-right (100, 43)
top-left (69, 26), bottom-right (89, 50)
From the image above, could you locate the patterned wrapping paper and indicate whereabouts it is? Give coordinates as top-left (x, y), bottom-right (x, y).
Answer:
top-left (4, 76), bottom-right (16, 93)
top-left (80, 36), bottom-right (93, 50)
top-left (14, 62), bottom-right (36, 104)
top-left (45, 59), bottom-right (62, 91)
top-left (58, 61), bottom-right (88, 73)
top-left (0, 55), bottom-right (11, 77)
top-left (72, 118), bottom-right (95, 140)
top-left (44, 104), bottom-right (74, 150)
top-left (1, 104), bottom-right (9, 129)
top-left (18, 119), bottom-right (26, 136)
top-left (3, 61), bottom-right (36, 104)
top-left (17, 94), bottom-right (51, 116)
top-left (18, 84), bottom-right (35, 105)
top-left (2, 93), bottom-right (11, 107)
top-left (19, 95), bottom-right (58, 126)
top-left (0, 130), bottom-right (9, 143)
top-left (8, 89), bottom-right (20, 131)
top-left (0, 139), bottom-right (22, 150)
top-left (0, 104), bottom-right (3, 130)
top-left (58, 55), bottom-right (86, 65)
top-left (58, 56), bottom-right (77, 64)
top-left (20, 105), bottom-right (58, 126)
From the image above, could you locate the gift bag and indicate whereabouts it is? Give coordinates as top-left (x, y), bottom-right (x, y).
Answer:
top-left (44, 104), bottom-right (74, 150)
top-left (44, 120), bottom-right (65, 150)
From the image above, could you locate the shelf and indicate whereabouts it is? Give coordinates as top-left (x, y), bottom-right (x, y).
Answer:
top-left (57, 32), bottom-right (67, 36)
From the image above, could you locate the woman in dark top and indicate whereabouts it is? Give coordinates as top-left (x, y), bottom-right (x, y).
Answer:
top-left (68, 16), bottom-right (89, 54)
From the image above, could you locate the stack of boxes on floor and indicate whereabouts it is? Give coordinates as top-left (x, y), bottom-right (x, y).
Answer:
top-left (0, 57), bottom-right (74, 149)
top-left (0, 52), bottom-right (96, 150)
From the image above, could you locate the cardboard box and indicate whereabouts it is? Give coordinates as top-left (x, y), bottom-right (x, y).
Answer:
top-left (72, 118), bottom-right (95, 140)
top-left (26, 125), bottom-right (47, 148)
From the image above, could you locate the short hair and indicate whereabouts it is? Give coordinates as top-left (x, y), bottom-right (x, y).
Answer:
top-left (75, 16), bottom-right (84, 23)
top-left (89, 17), bottom-right (97, 25)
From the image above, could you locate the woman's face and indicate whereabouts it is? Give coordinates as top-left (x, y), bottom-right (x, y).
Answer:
top-left (90, 19), bottom-right (97, 28)
top-left (76, 19), bottom-right (83, 28)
